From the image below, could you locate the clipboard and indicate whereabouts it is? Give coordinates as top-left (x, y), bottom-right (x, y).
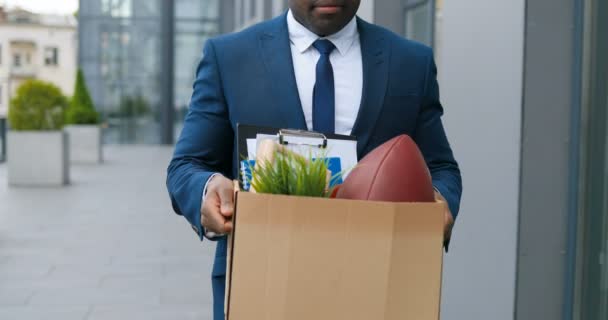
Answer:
top-left (236, 123), bottom-right (358, 189)
top-left (236, 124), bottom-right (356, 160)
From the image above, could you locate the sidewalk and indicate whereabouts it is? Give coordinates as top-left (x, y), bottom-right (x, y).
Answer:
top-left (0, 146), bottom-right (215, 320)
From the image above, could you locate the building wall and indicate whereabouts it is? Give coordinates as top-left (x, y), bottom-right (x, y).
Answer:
top-left (517, 0), bottom-right (580, 318)
top-left (365, 1), bottom-right (526, 315)
top-left (0, 24), bottom-right (76, 118)
top-left (437, 1), bottom-right (525, 319)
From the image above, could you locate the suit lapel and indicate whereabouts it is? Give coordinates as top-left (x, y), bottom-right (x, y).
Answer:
top-left (351, 18), bottom-right (389, 156)
top-left (258, 15), bottom-right (308, 130)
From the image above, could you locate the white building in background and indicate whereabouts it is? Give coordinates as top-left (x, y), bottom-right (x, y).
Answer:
top-left (0, 7), bottom-right (77, 118)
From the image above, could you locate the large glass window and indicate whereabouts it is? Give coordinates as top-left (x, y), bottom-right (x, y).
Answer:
top-left (173, 0), bottom-right (220, 140)
top-left (79, 0), bottom-right (221, 144)
top-left (249, 0), bottom-right (257, 19)
top-left (175, 0), bottom-right (218, 20)
top-left (577, 0), bottom-right (608, 318)
top-left (101, 0), bottom-right (132, 18)
top-left (133, 0), bottom-right (161, 17)
top-left (80, 0), bottom-right (163, 144)
top-left (404, 0), bottom-right (435, 47)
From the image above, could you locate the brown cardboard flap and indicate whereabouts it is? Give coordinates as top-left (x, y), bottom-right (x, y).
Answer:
top-left (227, 193), bottom-right (444, 320)
top-left (225, 181), bottom-right (241, 320)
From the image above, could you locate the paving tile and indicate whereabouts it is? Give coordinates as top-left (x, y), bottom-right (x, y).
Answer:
top-left (0, 147), bottom-right (215, 318)
top-left (0, 289), bottom-right (34, 306)
top-left (100, 274), bottom-right (211, 291)
top-left (160, 285), bottom-right (213, 306)
top-left (48, 263), bottom-right (164, 279)
top-left (28, 286), bottom-right (160, 306)
top-left (0, 306), bottom-right (90, 320)
top-left (1, 273), bottom-right (102, 290)
top-left (88, 305), bottom-right (212, 320)
top-left (0, 264), bottom-right (54, 281)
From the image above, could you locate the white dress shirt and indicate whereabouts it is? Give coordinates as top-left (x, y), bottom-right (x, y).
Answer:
top-left (202, 12), bottom-right (364, 238)
top-left (287, 10), bottom-right (363, 136)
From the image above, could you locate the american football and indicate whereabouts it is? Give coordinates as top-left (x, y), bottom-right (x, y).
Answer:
top-left (336, 135), bottom-right (435, 202)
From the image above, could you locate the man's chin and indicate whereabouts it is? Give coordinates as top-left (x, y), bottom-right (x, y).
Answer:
top-left (309, 18), bottom-right (344, 36)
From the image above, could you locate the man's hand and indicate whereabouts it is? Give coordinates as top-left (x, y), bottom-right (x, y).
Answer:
top-left (201, 175), bottom-right (235, 235)
top-left (435, 191), bottom-right (454, 241)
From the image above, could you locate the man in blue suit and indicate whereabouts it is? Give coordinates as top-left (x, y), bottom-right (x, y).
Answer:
top-left (167, 1), bottom-right (462, 319)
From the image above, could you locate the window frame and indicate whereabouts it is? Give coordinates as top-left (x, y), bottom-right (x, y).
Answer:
top-left (44, 47), bottom-right (59, 66)
top-left (13, 53), bottom-right (21, 67)
top-left (403, 0), bottom-right (436, 47)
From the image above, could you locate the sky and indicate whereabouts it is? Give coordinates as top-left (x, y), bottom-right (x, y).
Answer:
top-left (2, 0), bottom-right (78, 15)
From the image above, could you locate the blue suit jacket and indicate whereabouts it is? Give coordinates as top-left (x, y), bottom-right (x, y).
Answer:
top-left (167, 14), bottom-right (461, 320)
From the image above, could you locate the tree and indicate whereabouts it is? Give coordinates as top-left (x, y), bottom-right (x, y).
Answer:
top-left (8, 80), bottom-right (68, 131)
top-left (66, 69), bottom-right (100, 125)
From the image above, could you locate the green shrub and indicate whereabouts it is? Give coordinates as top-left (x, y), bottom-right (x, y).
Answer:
top-left (8, 80), bottom-right (68, 131)
top-left (66, 69), bottom-right (99, 125)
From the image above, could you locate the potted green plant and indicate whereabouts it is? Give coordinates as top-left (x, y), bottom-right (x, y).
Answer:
top-left (247, 140), bottom-right (338, 197)
top-left (7, 79), bottom-right (69, 186)
top-left (64, 69), bottom-right (102, 164)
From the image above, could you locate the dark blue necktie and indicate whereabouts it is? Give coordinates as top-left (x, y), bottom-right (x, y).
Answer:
top-left (312, 39), bottom-right (336, 134)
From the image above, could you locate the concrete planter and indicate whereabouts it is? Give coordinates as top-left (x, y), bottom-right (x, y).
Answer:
top-left (7, 131), bottom-right (69, 186)
top-left (65, 125), bottom-right (102, 164)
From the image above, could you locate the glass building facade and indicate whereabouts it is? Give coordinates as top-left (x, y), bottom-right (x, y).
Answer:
top-left (174, 0), bottom-right (221, 137)
top-left (577, 0), bottom-right (608, 317)
top-left (403, 0), bottom-right (435, 47)
top-left (78, 0), bottom-right (221, 144)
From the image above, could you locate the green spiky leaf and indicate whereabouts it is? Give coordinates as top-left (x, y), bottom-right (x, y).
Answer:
top-left (247, 148), bottom-right (338, 198)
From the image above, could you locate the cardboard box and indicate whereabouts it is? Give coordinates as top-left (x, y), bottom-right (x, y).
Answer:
top-left (226, 191), bottom-right (445, 320)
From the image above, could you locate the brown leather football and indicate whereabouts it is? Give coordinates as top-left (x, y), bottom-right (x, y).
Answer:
top-left (336, 135), bottom-right (435, 202)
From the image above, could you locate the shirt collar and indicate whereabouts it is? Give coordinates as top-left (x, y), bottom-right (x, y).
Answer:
top-left (287, 9), bottom-right (358, 56)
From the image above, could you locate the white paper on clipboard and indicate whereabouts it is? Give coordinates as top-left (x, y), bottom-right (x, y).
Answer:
top-left (246, 133), bottom-right (358, 178)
